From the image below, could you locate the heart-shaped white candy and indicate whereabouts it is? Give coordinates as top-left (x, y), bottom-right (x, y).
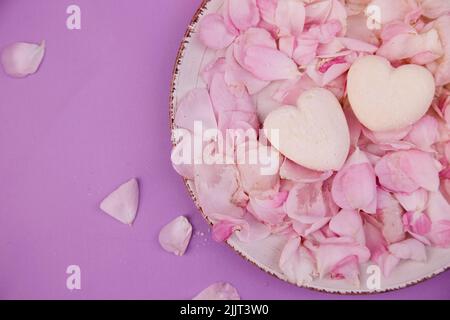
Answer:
top-left (264, 88), bottom-right (350, 171)
top-left (347, 55), bottom-right (435, 132)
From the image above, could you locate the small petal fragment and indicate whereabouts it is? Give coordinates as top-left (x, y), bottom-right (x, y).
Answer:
top-left (100, 178), bottom-right (139, 225)
top-left (1, 41), bottom-right (45, 78)
top-left (193, 282), bottom-right (240, 300)
top-left (159, 216), bottom-right (193, 256)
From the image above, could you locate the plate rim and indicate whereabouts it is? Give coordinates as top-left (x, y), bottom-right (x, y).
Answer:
top-left (168, 0), bottom-right (450, 295)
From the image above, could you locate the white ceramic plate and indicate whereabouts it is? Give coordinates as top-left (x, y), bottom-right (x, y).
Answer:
top-left (169, 0), bottom-right (450, 294)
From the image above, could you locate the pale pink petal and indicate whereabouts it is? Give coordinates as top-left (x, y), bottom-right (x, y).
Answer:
top-left (100, 178), bottom-right (139, 225)
top-left (158, 216), bottom-right (193, 256)
top-left (280, 158), bottom-right (333, 183)
top-left (420, 0), bottom-right (450, 19)
top-left (427, 191), bottom-right (450, 222)
top-left (234, 28), bottom-right (277, 68)
top-left (285, 182), bottom-right (328, 220)
top-left (292, 217), bottom-right (331, 237)
top-left (315, 242), bottom-right (370, 278)
top-left (224, 45), bottom-right (269, 95)
top-left (279, 237), bottom-right (317, 285)
top-left (344, 105), bottom-right (363, 147)
top-left (193, 282), bottom-right (240, 300)
top-left (434, 15), bottom-right (450, 86)
top-left (201, 57), bottom-right (226, 88)
top-left (293, 36), bottom-right (319, 66)
top-left (375, 150), bottom-right (441, 193)
top-left (329, 209), bottom-right (365, 245)
top-left (388, 238), bottom-right (427, 262)
top-left (377, 28), bottom-right (443, 63)
top-left (380, 21), bottom-right (415, 42)
top-left (235, 213), bottom-right (272, 242)
top-left (364, 220), bottom-right (388, 260)
top-left (243, 45), bottom-right (300, 81)
top-left (279, 36), bottom-right (296, 57)
top-left (275, 0), bottom-right (306, 37)
top-left (257, 0), bottom-right (277, 25)
top-left (237, 143), bottom-right (281, 195)
top-left (1, 41), bottom-right (45, 78)
top-left (405, 116), bottom-right (439, 151)
top-left (376, 252), bottom-right (401, 277)
top-left (305, 0), bottom-right (347, 34)
top-left (194, 163), bottom-right (246, 220)
top-left (403, 211), bottom-right (432, 235)
top-left (308, 20), bottom-right (343, 44)
top-left (247, 191), bottom-right (288, 225)
top-left (368, 0), bottom-right (411, 25)
top-left (199, 14), bottom-right (237, 50)
top-left (337, 37), bottom-right (378, 53)
top-left (363, 125), bottom-right (412, 145)
top-left (332, 149), bottom-right (377, 213)
top-left (175, 88), bottom-right (217, 132)
top-left (255, 81), bottom-right (284, 122)
top-left (377, 189), bottom-right (406, 244)
top-left (395, 189), bottom-right (429, 212)
top-left (228, 0), bottom-right (260, 31)
top-left (329, 255), bottom-right (361, 286)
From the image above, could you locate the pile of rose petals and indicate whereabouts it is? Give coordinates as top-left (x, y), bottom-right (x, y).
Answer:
top-left (172, 0), bottom-right (450, 287)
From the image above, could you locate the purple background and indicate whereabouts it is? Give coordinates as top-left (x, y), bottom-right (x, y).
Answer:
top-left (0, 0), bottom-right (448, 300)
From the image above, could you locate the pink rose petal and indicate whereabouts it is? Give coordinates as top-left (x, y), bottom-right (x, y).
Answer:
top-left (243, 45), bottom-right (300, 81)
top-left (402, 211), bottom-right (432, 236)
top-left (329, 209), bottom-right (365, 245)
top-left (159, 216), bottom-right (193, 256)
top-left (1, 41), bottom-right (45, 78)
top-left (434, 15), bottom-right (450, 86)
top-left (375, 150), bottom-right (441, 193)
top-left (279, 237), bottom-right (317, 285)
top-left (405, 116), bottom-right (439, 152)
top-left (100, 178), bottom-right (139, 225)
top-left (331, 149), bottom-right (377, 213)
top-left (280, 158), bottom-right (333, 183)
top-left (247, 191), bottom-right (288, 225)
top-left (193, 282), bottom-right (240, 300)
top-left (377, 189), bottom-right (406, 244)
top-left (275, 0), bottom-right (306, 37)
top-left (199, 14), bottom-right (237, 50)
top-left (388, 238), bottom-right (427, 262)
top-left (175, 88), bottom-right (217, 132)
top-left (228, 0), bottom-right (260, 31)
top-left (395, 189), bottom-right (429, 212)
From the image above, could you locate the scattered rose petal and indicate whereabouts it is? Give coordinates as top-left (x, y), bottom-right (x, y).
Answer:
top-left (193, 282), bottom-right (240, 300)
top-left (159, 216), bottom-right (193, 256)
top-left (100, 178), bottom-right (139, 225)
top-left (1, 41), bottom-right (45, 78)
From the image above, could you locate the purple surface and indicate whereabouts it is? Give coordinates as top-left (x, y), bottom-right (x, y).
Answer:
top-left (0, 0), bottom-right (448, 300)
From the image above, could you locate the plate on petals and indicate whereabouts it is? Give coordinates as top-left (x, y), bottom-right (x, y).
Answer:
top-left (169, 0), bottom-right (450, 294)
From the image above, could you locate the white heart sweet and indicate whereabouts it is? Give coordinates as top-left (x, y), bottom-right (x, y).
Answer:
top-left (264, 88), bottom-right (350, 171)
top-left (347, 55), bottom-right (435, 132)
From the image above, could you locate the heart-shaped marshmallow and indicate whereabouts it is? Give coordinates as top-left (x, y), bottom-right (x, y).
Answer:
top-left (347, 55), bottom-right (435, 132)
top-left (264, 88), bottom-right (350, 171)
